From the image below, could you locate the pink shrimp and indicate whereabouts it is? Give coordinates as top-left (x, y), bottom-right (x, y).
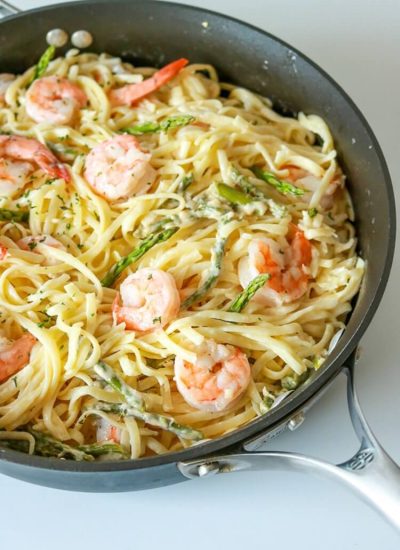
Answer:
top-left (26, 76), bottom-right (87, 125)
top-left (84, 135), bottom-right (156, 201)
top-left (17, 235), bottom-right (66, 265)
top-left (174, 339), bottom-right (251, 412)
top-left (112, 268), bottom-right (181, 333)
top-left (96, 418), bottom-right (121, 444)
top-left (283, 164), bottom-right (343, 209)
top-left (0, 245), bottom-right (8, 260)
top-left (0, 333), bottom-right (36, 383)
top-left (0, 135), bottom-right (70, 197)
top-left (0, 73), bottom-right (15, 103)
top-left (238, 224), bottom-right (312, 307)
top-left (109, 58), bottom-right (189, 106)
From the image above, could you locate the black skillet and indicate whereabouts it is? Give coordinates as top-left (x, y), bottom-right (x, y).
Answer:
top-left (0, 0), bottom-right (398, 528)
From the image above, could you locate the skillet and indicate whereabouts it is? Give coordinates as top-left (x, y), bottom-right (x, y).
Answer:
top-left (0, 0), bottom-right (398, 528)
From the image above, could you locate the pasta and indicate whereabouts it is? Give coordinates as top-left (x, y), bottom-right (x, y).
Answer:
top-left (0, 48), bottom-right (364, 461)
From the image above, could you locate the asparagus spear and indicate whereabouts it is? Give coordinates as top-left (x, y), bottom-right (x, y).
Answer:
top-left (94, 402), bottom-right (203, 441)
top-left (252, 166), bottom-right (304, 197)
top-left (232, 169), bottom-right (264, 198)
top-left (78, 442), bottom-right (129, 458)
top-left (94, 362), bottom-right (203, 441)
top-left (281, 369), bottom-right (310, 390)
top-left (27, 428), bottom-right (94, 461)
top-left (94, 361), bottom-right (145, 412)
top-left (32, 45), bottom-right (56, 83)
top-left (215, 182), bottom-right (253, 205)
top-left (182, 228), bottom-right (226, 309)
top-left (178, 173), bottom-right (194, 193)
top-left (123, 115), bottom-right (195, 136)
top-left (228, 274), bottom-right (271, 313)
top-left (308, 207), bottom-right (318, 218)
top-left (0, 208), bottom-right (29, 222)
top-left (101, 226), bottom-right (178, 287)
top-left (0, 438), bottom-right (29, 453)
top-left (192, 201), bottom-right (233, 223)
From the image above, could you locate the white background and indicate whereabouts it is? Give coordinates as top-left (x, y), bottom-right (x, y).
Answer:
top-left (1, 0), bottom-right (399, 548)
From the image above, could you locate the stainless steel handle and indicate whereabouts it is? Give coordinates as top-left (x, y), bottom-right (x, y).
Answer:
top-left (0, 0), bottom-right (20, 19)
top-left (178, 361), bottom-right (400, 531)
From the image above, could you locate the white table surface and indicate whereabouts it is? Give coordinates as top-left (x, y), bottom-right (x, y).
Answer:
top-left (1, 0), bottom-right (399, 548)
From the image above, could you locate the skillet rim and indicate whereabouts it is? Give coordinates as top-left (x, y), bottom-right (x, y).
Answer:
top-left (0, 0), bottom-right (396, 473)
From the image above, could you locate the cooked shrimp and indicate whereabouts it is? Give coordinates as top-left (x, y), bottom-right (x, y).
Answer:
top-left (0, 135), bottom-right (70, 197)
top-left (239, 224), bottom-right (312, 307)
top-left (0, 333), bottom-right (36, 383)
top-left (109, 58), bottom-right (188, 106)
top-left (97, 418), bottom-right (121, 444)
top-left (113, 268), bottom-right (180, 332)
top-left (0, 73), bottom-right (15, 103)
top-left (84, 135), bottom-right (156, 201)
top-left (17, 235), bottom-right (66, 265)
top-left (0, 245), bottom-right (8, 260)
top-left (174, 339), bottom-right (251, 412)
top-left (26, 76), bottom-right (87, 125)
top-left (284, 164), bottom-right (343, 208)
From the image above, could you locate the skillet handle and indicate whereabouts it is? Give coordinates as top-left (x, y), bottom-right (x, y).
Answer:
top-left (178, 358), bottom-right (400, 531)
top-left (0, 0), bottom-right (20, 19)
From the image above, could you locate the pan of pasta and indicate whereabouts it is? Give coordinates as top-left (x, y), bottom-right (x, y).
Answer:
top-left (0, 0), bottom-right (398, 525)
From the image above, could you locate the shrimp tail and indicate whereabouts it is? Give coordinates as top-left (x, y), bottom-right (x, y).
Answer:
top-left (110, 58), bottom-right (189, 106)
top-left (51, 161), bottom-right (70, 182)
top-left (35, 150), bottom-right (71, 182)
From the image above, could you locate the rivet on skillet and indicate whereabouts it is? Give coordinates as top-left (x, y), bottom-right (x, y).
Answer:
top-left (71, 30), bottom-right (93, 49)
top-left (197, 462), bottom-right (220, 477)
top-left (287, 411), bottom-right (305, 431)
top-left (46, 29), bottom-right (69, 48)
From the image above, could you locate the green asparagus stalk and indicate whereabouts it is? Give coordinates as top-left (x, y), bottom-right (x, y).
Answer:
top-left (78, 442), bottom-right (129, 458)
top-left (281, 369), bottom-right (310, 390)
top-left (0, 438), bottom-right (29, 453)
top-left (94, 361), bottom-right (203, 441)
top-left (192, 201), bottom-right (233, 223)
top-left (308, 207), bottom-right (318, 218)
top-left (228, 274), bottom-right (271, 313)
top-left (94, 402), bottom-right (203, 441)
top-left (215, 182), bottom-right (253, 205)
top-left (94, 361), bottom-right (145, 412)
top-left (0, 208), bottom-right (29, 222)
top-left (101, 226), bottom-right (178, 287)
top-left (232, 169), bottom-right (264, 199)
top-left (123, 115), bottom-right (195, 136)
top-left (252, 166), bottom-right (304, 197)
top-left (232, 169), bottom-right (286, 218)
top-left (182, 229), bottom-right (226, 309)
top-left (27, 428), bottom-right (94, 461)
top-left (32, 45), bottom-right (56, 82)
top-left (178, 173), bottom-right (194, 193)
